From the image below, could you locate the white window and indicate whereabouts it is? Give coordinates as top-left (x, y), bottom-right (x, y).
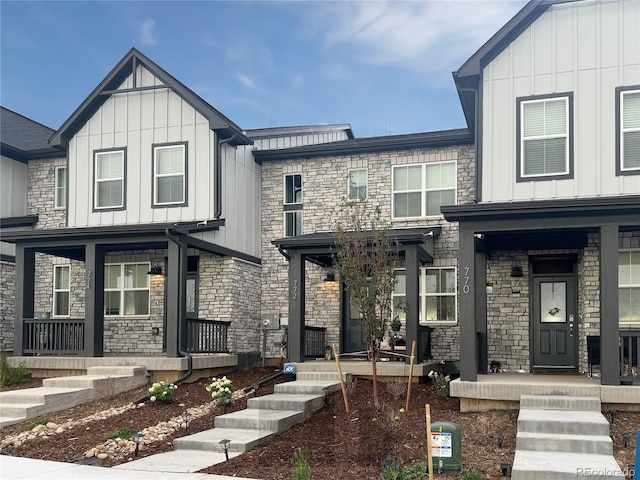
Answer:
top-left (518, 95), bottom-right (571, 178)
top-left (55, 166), bottom-right (67, 209)
top-left (53, 265), bottom-right (70, 317)
top-left (347, 168), bottom-right (367, 201)
top-left (619, 250), bottom-right (640, 323)
top-left (94, 150), bottom-right (125, 209)
top-left (620, 89), bottom-right (640, 172)
top-left (284, 174), bottom-right (302, 237)
top-left (392, 267), bottom-right (457, 324)
top-left (154, 144), bottom-right (186, 206)
top-left (104, 263), bottom-right (150, 316)
top-left (392, 162), bottom-right (456, 219)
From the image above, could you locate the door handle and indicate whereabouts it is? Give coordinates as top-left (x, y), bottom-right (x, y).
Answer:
top-left (569, 314), bottom-right (574, 337)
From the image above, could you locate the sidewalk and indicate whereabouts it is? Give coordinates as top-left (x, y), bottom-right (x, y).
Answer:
top-left (0, 456), bottom-right (259, 480)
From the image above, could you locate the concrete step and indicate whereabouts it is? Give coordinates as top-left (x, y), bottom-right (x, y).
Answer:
top-left (295, 371), bottom-right (343, 382)
top-left (511, 450), bottom-right (624, 479)
top-left (247, 393), bottom-right (325, 416)
top-left (86, 366), bottom-right (146, 376)
top-left (214, 408), bottom-right (304, 432)
top-left (173, 427), bottom-right (277, 453)
top-left (516, 431), bottom-right (613, 455)
top-left (519, 395), bottom-right (601, 412)
top-left (274, 380), bottom-right (340, 395)
top-left (112, 449), bottom-right (241, 474)
top-left (517, 408), bottom-right (610, 436)
top-left (43, 366), bottom-right (147, 392)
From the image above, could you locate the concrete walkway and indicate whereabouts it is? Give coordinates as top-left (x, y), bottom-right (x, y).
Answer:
top-left (0, 456), bottom-right (259, 480)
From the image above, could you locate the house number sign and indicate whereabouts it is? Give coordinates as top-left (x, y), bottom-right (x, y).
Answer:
top-left (292, 280), bottom-right (298, 300)
top-left (462, 267), bottom-right (470, 294)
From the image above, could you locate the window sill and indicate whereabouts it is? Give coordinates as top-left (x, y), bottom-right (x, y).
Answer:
top-left (392, 214), bottom-right (445, 222)
top-left (420, 321), bottom-right (457, 327)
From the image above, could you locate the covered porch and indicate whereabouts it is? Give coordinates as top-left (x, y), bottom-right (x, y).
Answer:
top-left (443, 196), bottom-right (640, 387)
top-left (272, 227), bottom-right (441, 364)
top-left (3, 220), bottom-right (254, 359)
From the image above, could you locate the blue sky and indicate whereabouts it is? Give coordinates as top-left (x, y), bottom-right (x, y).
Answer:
top-left (1, 1), bottom-right (527, 138)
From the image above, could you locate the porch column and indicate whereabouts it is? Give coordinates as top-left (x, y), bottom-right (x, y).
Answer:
top-left (405, 245), bottom-right (419, 364)
top-left (85, 243), bottom-right (105, 357)
top-left (600, 224), bottom-right (619, 385)
top-left (459, 226), bottom-right (477, 381)
top-left (13, 245), bottom-right (35, 356)
top-left (475, 249), bottom-right (488, 374)
top-left (288, 251), bottom-right (305, 363)
top-left (166, 238), bottom-right (186, 358)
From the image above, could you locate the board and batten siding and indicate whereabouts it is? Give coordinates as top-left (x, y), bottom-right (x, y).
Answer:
top-left (67, 64), bottom-right (261, 257)
top-left (481, 0), bottom-right (640, 203)
top-left (251, 131), bottom-right (351, 150)
top-left (0, 156), bottom-right (27, 218)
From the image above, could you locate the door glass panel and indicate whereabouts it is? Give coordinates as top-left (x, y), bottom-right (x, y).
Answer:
top-left (186, 278), bottom-right (196, 315)
top-left (540, 281), bottom-right (566, 323)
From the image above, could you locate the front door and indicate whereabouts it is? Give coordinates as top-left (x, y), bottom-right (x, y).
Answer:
top-left (532, 275), bottom-right (577, 371)
top-left (342, 289), bottom-right (366, 354)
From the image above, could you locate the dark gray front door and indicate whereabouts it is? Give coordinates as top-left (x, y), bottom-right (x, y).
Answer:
top-left (342, 290), bottom-right (366, 354)
top-left (532, 275), bottom-right (577, 371)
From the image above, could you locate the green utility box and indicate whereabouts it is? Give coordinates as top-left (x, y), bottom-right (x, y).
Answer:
top-left (429, 421), bottom-right (462, 474)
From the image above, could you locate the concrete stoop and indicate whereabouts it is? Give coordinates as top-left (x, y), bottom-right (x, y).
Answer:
top-left (125, 372), bottom-right (343, 474)
top-left (0, 365), bottom-right (147, 428)
top-left (511, 395), bottom-right (624, 480)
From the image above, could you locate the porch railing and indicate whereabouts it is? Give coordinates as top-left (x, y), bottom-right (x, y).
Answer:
top-left (23, 318), bottom-right (85, 355)
top-left (185, 319), bottom-right (230, 353)
top-left (305, 326), bottom-right (326, 358)
top-left (620, 330), bottom-right (640, 376)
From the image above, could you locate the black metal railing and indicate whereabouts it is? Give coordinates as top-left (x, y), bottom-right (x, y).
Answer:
top-left (305, 326), bottom-right (326, 358)
top-left (23, 318), bottom-right (85, 355)
top-left (185, 319), bottom-right (230, 353)
top-left (620, 330), bottom-right (640, 376)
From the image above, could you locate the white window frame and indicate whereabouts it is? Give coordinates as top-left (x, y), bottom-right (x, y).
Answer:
top-left (392, 267), bottom-right (457, 325)
top-left (153, 143), bottom-right (186, 206)
top-left (518, 95), bottom-right (571, 179)
top-left (619, 249), bottom-right (640, 324)
top-left (104, 263), bottom-right (150, 317)
top-left (347, 168), bottom-right (368, 201)
top-left (94, 149), bottom-right (125, 210)
top-left (54, 166), bottom-right (67, 209)
top-left (53, 265), bottom-right (70, 317)
top-left (391, 162), bottom-right (457, 220)
top-left (620, 88), bottom-right (640, 172)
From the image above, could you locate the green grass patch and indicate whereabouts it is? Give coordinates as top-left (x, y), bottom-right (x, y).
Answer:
top-left (0, 358), bottom-right (29, 390)
top-left (103, 427), bottom-right (139, 442)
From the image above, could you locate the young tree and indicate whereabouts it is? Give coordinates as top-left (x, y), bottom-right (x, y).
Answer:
top-left (333, 202), bottom-right (398, 408)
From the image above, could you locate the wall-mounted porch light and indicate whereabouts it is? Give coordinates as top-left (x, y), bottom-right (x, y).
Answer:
top-left (511, 259), bottom-right (523, 277)
top-left (147, 265), bottom-right (163, 276)
top-left (324, 271), bottom-right (336, 283)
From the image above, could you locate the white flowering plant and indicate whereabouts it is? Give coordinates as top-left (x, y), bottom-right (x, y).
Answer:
top-left (205, 376), bottom-right (235, 407)
top-left (148, 381), bottom-right (177, 404)
top-left (428, 370), bottom-right (451, 397)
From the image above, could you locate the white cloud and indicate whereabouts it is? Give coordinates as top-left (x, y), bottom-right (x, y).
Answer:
top-left (306, 0), bottom-right (526, 79)
top-left (139, 17), bottom-right (156, 46)
top-left (238, 73), bottom-right (257, 89)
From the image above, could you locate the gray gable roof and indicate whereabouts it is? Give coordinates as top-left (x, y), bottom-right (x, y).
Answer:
top-left (49, 48), bottom-right (252, 148)
top-left (453, 0), bottom-right (577, 131)
top-left (0, 107), bottom-right (61, 162)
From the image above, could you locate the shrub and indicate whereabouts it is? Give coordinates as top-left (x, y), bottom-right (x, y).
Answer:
top-left (460, 466), bottom-right (483, 480)
top-left (103, 427), bottom-right (139, 441)
top-left (428, 370), bottom-right (451, 397)
top-left (148, 381), bottom-right (177, 404)
top-left (381, 458), bottom-right (427, 480)
top-left (0, 358), bottom-right (29, 390)
top-left (291, 448), bottom-right (310, 480)
top-left (205, 376), bottom-right (235, 407)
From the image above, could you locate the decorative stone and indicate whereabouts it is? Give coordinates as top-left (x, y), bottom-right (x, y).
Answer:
top-left (97, 453), bottom-right (109, 460)
top-left (55, 427), bottom-right (64, 434)
top-left (45, 422), bottom-right (58, 429)
top-left (32, 425), bottom-right (45, 432)
top-left (84, 449), bottom-right (95, 458)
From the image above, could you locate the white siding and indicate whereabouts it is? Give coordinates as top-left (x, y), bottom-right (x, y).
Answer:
top-left (67, 64), bottom-right (261, 257)
top-left (251, 131), bottom-right (351, 150)
top-left (481, 0), bottom-right (640, 203)
top-left (0, 156), bottom-right (27, 218)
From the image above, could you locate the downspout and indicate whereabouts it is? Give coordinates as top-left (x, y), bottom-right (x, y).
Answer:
top-left (133, 227), bottom-right (192, 405)
top-left (277, 245), bottom-right (290, 261)
top-left (215, 134), bottom-right (237, 220)
top-left (457, 80), bottom-right (481, 203)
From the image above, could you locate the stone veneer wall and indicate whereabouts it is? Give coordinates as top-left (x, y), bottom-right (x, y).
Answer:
top-left (0, 261), bottom-right (15, 352)
top-left (260, 144), bottom-right (475, 361)
top-left (28, 158), bottom-right (67, 229)
top-left (198, 254), bottom-right (262, 354)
